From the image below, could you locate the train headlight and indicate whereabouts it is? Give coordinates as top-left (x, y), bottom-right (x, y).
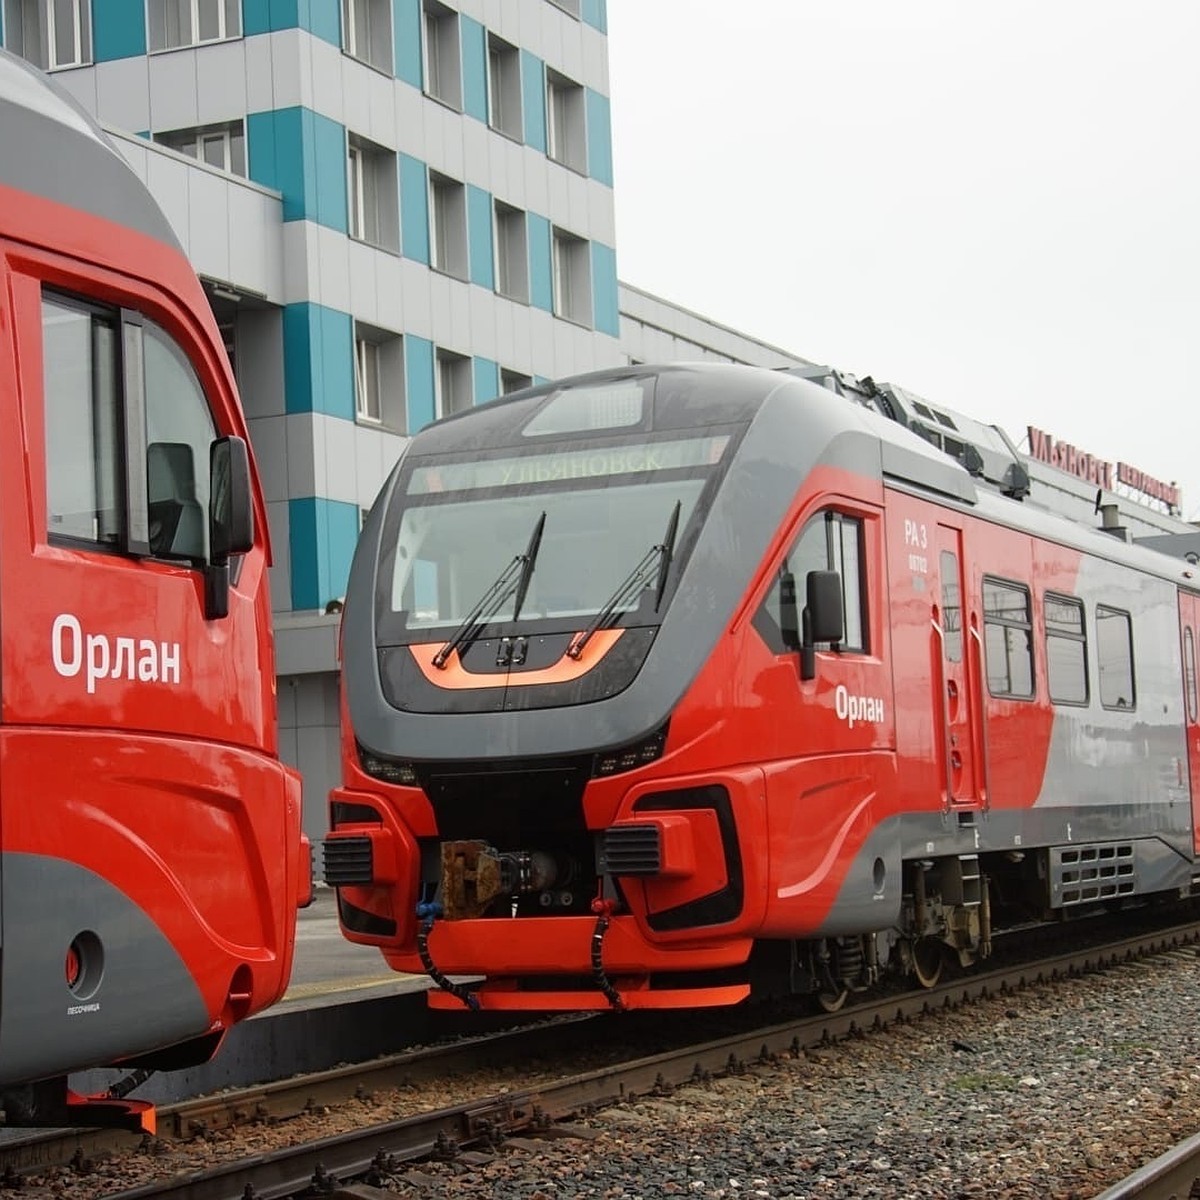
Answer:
top-left (357, 744), bottom-right (418, 786)
top-left (592, 724), bottom-right (669, 777)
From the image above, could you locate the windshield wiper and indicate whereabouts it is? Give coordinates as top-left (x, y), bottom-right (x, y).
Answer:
top-left (432, 511), bottom-right (546, 670)
top-left (567, 500), bottom-right (681, 662)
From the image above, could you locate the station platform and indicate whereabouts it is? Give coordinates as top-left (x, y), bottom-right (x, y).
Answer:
top-left (275, 884), bottom-right (425, 1010)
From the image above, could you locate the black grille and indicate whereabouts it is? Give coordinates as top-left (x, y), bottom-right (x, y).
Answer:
top-left (601, 824), bottom-right (661, 875)
top-left (323, 836), bottom-right (374, 886)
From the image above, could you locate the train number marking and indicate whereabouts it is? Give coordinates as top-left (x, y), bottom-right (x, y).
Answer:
top-left (904, 519), bottom-right (929, 574)
top-left (834, 684), bottom-right (885, 729)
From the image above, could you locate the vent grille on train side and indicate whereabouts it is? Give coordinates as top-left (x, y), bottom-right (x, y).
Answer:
top-left (323, 836), bottom-right (374, 887)
top-left (1052, 843), bottom-right (1135, 907)
top-left (600, 824), bottom-right (662, 875)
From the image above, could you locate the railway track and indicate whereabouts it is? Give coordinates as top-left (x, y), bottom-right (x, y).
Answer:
top-left (7, 917), bottom-right (1200, 1200)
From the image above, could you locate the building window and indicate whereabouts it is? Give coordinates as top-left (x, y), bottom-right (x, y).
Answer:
top-left (494, 202), bottom-right (529, 302)
top-left (342, 0), bottom-right (392, 73)
top-left (501, 368), bottom-right (533, 395)
top-left (552, 227), bottom-right (591, 326)
top-left (546, 0), bottom-right (581, 16)
top-left (354, 337), bottom-right (381, 424)
top-left (435, 348), bottom-right (472, 419)
top-left (429, 171), bottom-right (468, 280)
top-left (43, 291), bottom-right (218, 563)
top-left (1044, 592), bottom-right (1088, 705)
top-left (756, 511), bottom-right (868, 656)
top-left (546, 69), bottom-right (586, 173)
top-left (148, 0), bottom-right (241, 51)
top-left (487, 33), bottom-right (522, 140)
top-left (4, 0), bottom-right (91, 69)
top-left (423, 0), bottom-right (461, 109)
top-left (353, 323), bottom-right (405, 431)
top-left (347, 134), bottom-right (399, 253)
top-left (982, 577), bottom-right (1034, 698)
top-left (156, 121), bottom-right (246, 176)
top-left (1097, 605), bottom-right (1135, 710)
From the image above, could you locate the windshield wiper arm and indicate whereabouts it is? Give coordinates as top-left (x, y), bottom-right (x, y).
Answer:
top-left (567, 500), bottom-right (682, 662)
top-left (432, 511), bottom-right (547, 670)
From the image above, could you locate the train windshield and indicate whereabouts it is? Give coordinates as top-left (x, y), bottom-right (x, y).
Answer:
top-left (379, 430), bottom-right (735, 641)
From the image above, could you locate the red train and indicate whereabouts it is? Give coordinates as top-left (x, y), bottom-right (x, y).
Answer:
top-left (0, 50), bottom-right (309, 1127)
top-left (327, 359), bottom-right (1200, 1012)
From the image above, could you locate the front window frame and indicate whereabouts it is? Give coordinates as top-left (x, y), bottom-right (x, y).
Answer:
top-left (373, 423), bottom-right (745, 648)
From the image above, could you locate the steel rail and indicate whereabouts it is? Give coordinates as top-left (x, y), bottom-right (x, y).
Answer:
top-left (1093, 1129), bottom-right (1200, 1200)
top-left (89, 921), bottom-right (1200, 1200)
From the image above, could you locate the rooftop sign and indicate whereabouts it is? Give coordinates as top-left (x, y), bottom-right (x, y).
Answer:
top-left (1027, 426), bottom-right (1181, 514)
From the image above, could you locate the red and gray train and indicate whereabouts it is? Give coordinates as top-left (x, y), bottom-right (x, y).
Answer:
top-left (0, 50), bottom-right (309, 1126)
top-left (327, 358), bottom-right (1200, 1012)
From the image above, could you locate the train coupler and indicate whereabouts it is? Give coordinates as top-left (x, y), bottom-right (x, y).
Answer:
top-left (0, 1078), bottom-right (156, 1134)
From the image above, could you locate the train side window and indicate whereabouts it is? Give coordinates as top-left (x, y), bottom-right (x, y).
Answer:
top-left (42, 291), bottom-right (217, 565)
top-left (939, 550), bottom-right (962, 663)
top-left (1044, 592), bottom-right (1088, 705)
top-left (143, 323), bottom-right (217, 561)
top-left (982, 577), bottom-right (1034, 698)
top-left (1096, 606), bottom-right (1135, 710)
top-left (755, 511), bottom-right (867, 655)
top-left (1186, 628), bottom-right (1197, 723)
top-left (43, 298), bottom-right (123, 544)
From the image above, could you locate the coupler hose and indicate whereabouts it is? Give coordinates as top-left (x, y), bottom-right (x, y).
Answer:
top-left (590, 898), bottom-right (625, 1011)
top-left (416, 901), bottom-right (480, 1011)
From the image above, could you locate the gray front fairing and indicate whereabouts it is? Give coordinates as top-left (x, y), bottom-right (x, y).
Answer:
top-left (0, 853), bottom-right (209, 1086)
top-left (0, 48), bottom-right (181, 249)
top-left (345, 372), bottom-right (886, 761)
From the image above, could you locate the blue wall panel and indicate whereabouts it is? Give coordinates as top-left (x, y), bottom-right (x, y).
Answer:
top-left (521, 50), bottom-right (546, 152)
top-left (585, 89), bottom-right (613, 186)
top-left (282, 303), bottom-right (355, 418)
top-left (94, 0), bottom-right (146, 60)
top-left (473, 357), bottom-right (499, 406)
top-left (467, 184), bottom-right (495, 290)
top-left (288, 496), bottom-right (361, 611)
top-left (393, 0), bottom-right (423, 87)
top-left (461, 15), bottom-right (488, 122)
top-left (243, 0), bottom-right (340, 43)
top-left (590, 241), bottom-right (619, 337)
top-left (247, 107), bottom-right (347, 232)
top-left (582, 0), bottom-right (607, 33)
top-left (399, 154), bottom-right (430, 264)
top-left (527, 213), bottom-right (553, 312)
top-left (405, 335), bottom-right (436, 431)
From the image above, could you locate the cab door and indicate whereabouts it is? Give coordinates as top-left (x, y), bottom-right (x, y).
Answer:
top-left (1180, 592), bottom-right (1200, 853)
top-left (931, 525), bottom-right (985, 809)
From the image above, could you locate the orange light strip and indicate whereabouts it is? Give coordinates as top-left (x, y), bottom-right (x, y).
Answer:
top-left (408, 628), bottom-right (624, 690)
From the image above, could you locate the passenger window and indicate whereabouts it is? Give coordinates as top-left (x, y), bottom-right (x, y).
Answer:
top-left (756, 510), bottom-right (868, 654)
top-left (42, 291), bottom-right (218, 565)
top-left (982, 577), bottom-right (1034, 698)
top-left (1096, 606), bottom-right (1135, 710)
top-left (1044, 593), bottom-right (1088, 705)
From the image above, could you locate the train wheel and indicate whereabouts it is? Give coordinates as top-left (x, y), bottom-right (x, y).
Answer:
top-left (816, 986), bottom-right (849, 1013)
top-left (911, 938), bottom-right (944, 989)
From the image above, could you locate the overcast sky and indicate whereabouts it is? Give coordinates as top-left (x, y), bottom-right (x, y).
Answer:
top-left (607, 2), bottom-right (1200, 521)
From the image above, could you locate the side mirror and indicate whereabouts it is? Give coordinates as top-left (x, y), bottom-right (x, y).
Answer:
top-left (210, 436), bottom-right (254, 561)
top-left (800, 569), bottom-right (843, 681)
top-left (205, 436), bottom-right (254, 620)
